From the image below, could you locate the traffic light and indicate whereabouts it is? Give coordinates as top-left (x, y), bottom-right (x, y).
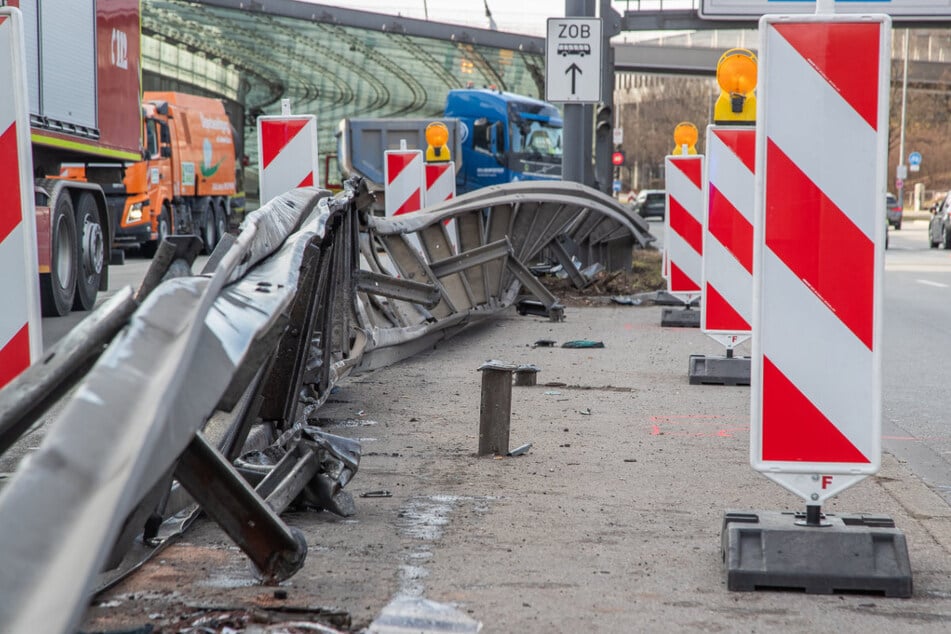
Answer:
top-left (611, 149), bottom-right (625, 166)
top-left (596, 104), bottom-right (612, 133)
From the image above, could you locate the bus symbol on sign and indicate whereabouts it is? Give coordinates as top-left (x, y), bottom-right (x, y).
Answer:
top-left (558, 43), bottom-right (591, 57)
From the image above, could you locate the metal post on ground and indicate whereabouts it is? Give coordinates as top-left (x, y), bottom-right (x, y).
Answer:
top-left (477, 360), bottom-right (517, 456)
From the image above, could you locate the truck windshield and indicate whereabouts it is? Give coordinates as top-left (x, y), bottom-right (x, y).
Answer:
top-left (507, 104), bottom-right (562, 177)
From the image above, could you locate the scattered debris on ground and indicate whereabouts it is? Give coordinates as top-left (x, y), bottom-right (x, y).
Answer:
top-left (537, 248), bottom-right (664, 307)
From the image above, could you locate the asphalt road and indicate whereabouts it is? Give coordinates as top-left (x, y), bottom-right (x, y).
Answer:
top-left (882, 219), bottom-right (951, 504)
top-left (39, 250), bottom-right (207, 350)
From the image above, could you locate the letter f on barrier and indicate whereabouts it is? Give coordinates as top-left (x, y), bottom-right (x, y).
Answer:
top-left (821, 475), bottom-right (834, 489)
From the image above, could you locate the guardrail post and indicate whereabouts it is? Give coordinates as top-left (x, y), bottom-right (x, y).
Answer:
top-left (477, 361), bottom-right (517, 456)
top-left (175, 433), bottom-right (308, 583)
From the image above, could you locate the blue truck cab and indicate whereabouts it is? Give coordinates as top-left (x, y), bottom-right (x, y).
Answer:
top-left (445, 89), bottom-right (563, 193)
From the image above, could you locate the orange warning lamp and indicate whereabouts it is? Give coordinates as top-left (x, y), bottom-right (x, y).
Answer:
top-left (672, 122), bottom-right (698, 155)
top-left (425, 121), bottom-right (451, 163)
top-left (714, 48), bottom-right (757, 124)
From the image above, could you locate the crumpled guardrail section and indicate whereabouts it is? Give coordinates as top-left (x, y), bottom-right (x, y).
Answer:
top-left (0, 178), bottom-right (653, 634)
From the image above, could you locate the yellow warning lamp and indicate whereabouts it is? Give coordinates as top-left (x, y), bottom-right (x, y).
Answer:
top-left (672, 122), bottom-right (698, 156)
top-left (425, 121), bottom-right (451, 163)
top-left (714, 48), bottom-right (757, 124)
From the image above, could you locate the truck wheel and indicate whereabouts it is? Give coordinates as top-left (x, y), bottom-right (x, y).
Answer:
top-left (73, 192), bottom-right (105, 311)
top-left (39, 194), bottom-right (78, 317)
top-left (214, 201), bottom-right (228, 245)
top-left (141, 205), bottom-right (171, 258)
top-left (201, 200), bottom-right (217, 255)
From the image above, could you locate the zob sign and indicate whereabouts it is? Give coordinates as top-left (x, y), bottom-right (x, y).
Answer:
top-left (546, 18), bottom-right (602, 103)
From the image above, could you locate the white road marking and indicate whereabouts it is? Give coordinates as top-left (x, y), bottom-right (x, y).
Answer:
top-left (916, 279), bottom-right (949, 288)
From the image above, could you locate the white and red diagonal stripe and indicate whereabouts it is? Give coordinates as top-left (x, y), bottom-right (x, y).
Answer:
top-left (257, 115), bottom-right (319, 204)
top-left (385, 150), bottom-right (423, 217)
top-left (702, 127), bottom-right (755, 334)
top-left (0, 11), bottom-right (42, 390)
top-left (752, 18), bottom-right (886, 476)
top-left (664, 155), bottom-right (704, 293)
top-left (424, 162), bottom-right (455, 207)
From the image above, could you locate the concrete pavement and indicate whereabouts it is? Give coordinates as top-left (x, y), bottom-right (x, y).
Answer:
top-left (82, 302), bottom-right (951, 633)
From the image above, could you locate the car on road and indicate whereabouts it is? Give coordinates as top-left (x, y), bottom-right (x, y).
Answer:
top-left (631, 189), bottom-right (666, 220)
top-left (886, 192), bottom-right (902, 230)
top-left (928, 191), bottom-right (951, 248)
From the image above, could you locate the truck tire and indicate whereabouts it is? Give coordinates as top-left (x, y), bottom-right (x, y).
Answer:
top-left (201, 199), bottom-right (217, 255)
top-left (141, 205), bottom-right (171, 258)
top-left (73, 192), bottom-right (105, 311)
top-left (214, 200), bottom-right (228, 245)
top-left (39, 194), bottom-right (78, 317)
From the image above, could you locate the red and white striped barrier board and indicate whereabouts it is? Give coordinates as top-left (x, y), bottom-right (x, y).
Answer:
top-left (385, 149), bottom-right (424, 217)
top-left (257, 114), bottom-right (319, 204)
top-left (425, 162), bottom-right (458, 252)
top-left (0, 8), bottom-right (42, 390)
top-left (664, 155), bottom-right (704, 296)
top-left (702, 126), bottom-right (755, 339)
top-left (751, 15), bottom-right (890, 504)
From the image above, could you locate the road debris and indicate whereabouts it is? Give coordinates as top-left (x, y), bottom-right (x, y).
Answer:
top-left (507, 443), bottom-right (533, 457)
top-left (561, 340), bottom-right (604, 349)
top-left (361, 490), bottom-right (393, 498)
top-left (367, 597), bottom-right (482, 634)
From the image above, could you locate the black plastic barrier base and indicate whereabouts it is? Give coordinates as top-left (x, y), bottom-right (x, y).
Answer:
top-left (688, 354), bottom-right (750, 386)
top-left (721, 510), bottom-right (913, 598)
top-left (661, 307), bottom-right (700, 328)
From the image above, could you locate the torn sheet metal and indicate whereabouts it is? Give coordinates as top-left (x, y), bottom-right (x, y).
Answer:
top-left (0, 188), bottom-right (334, 634)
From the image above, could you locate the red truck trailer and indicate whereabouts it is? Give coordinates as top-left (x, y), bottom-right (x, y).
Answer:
top-left (3, 0), bottom-right (142, 316)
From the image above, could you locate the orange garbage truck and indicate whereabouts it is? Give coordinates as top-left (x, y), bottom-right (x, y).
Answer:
top-left (113, 91), bottom-right (238, 256)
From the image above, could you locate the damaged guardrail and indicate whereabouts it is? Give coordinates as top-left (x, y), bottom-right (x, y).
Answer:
top-left (0, 178), bottom-right (654, 633)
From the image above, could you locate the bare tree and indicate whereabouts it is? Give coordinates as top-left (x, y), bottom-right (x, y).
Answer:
top-left (616, 75), bottom-right (717, 190)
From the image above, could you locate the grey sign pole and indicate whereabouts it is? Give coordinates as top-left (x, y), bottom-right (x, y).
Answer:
top-left (594, 0), bottom-right (620, 193)
top-left (562, 0), bottom-right (594, 185)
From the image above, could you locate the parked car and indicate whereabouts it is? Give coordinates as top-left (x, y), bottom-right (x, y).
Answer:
top-left (631, 189), bottom-right (666, 219)
top-left (886, 192), bottom-right (902, 230)
top-left (928, 191), bottom-right (951, 248)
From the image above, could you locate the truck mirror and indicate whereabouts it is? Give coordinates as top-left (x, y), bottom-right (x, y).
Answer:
top-left (489, 120), bottom-right (504, 162)
top-left (161, 145), bottom-right (172, 158)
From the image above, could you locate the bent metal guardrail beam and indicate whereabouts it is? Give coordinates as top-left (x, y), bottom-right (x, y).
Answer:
top-left (0, 178), bottom-right (653, 633)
